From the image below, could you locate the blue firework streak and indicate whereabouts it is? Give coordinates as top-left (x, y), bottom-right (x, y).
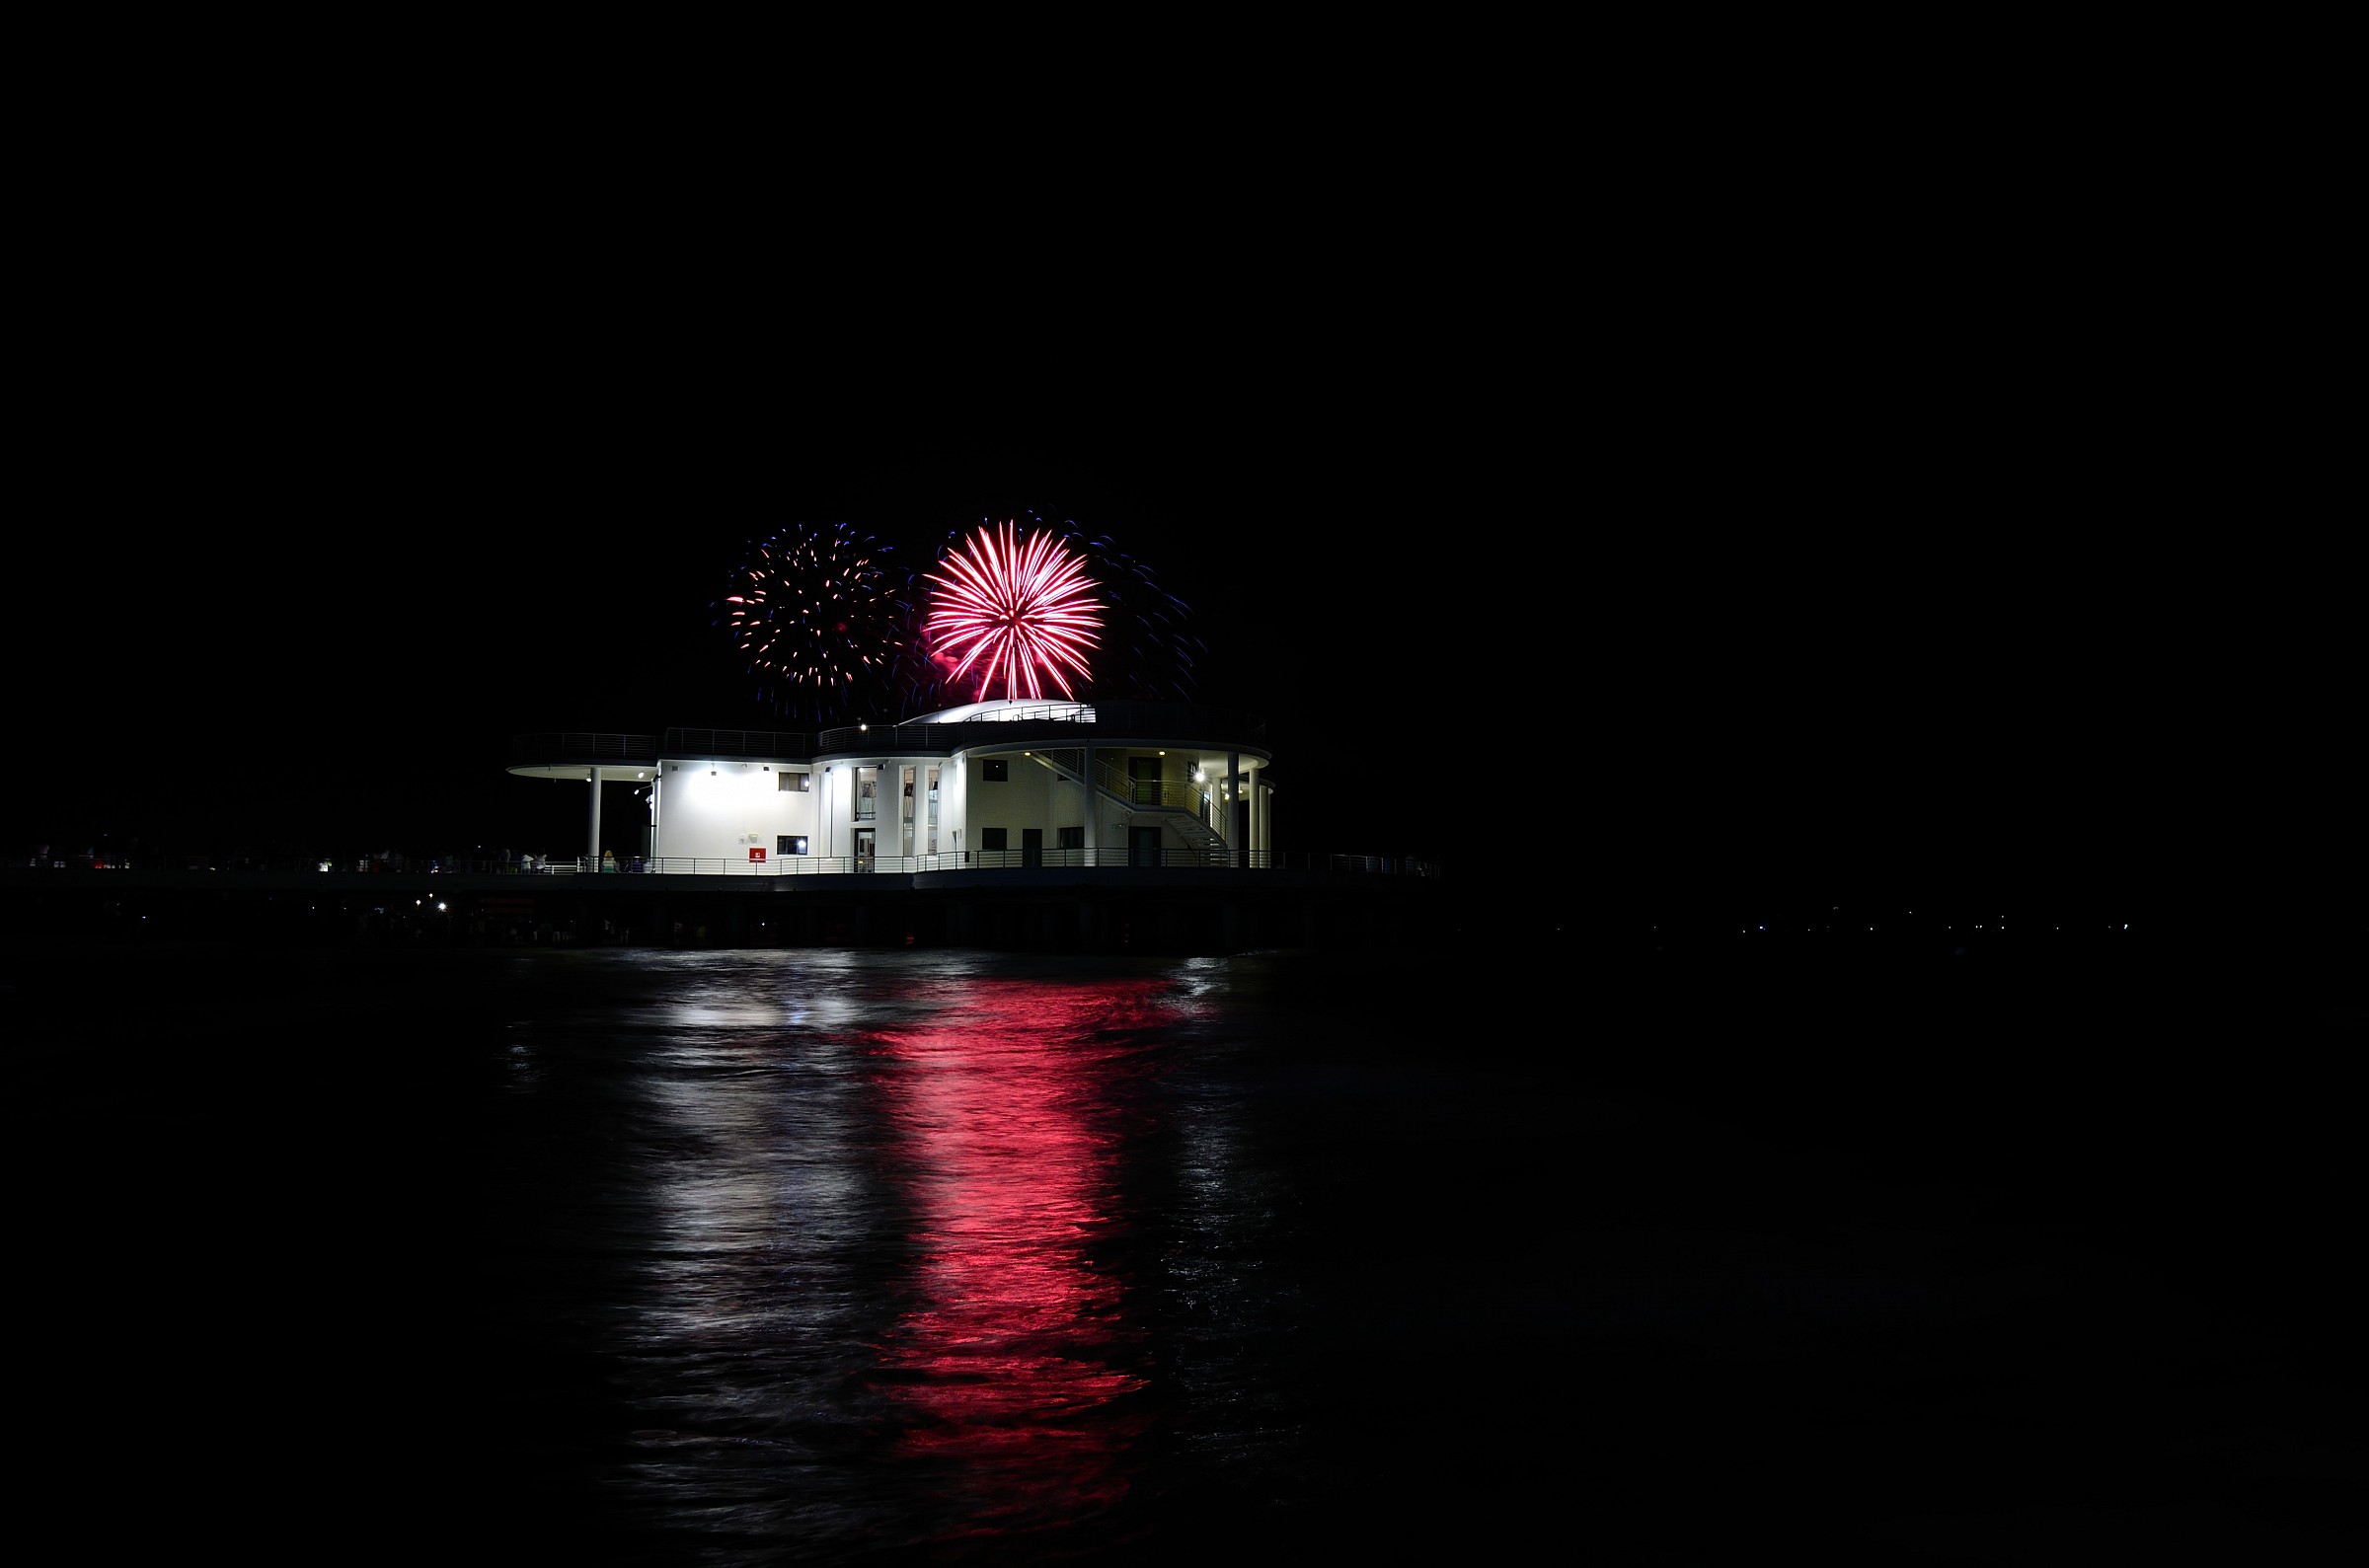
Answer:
top-left (1068, 523), bottom-right (1204, 702)
top-left (899, 511), bottom-right (1203, 710)
top-left (715, 522), bottom-right (914, 723)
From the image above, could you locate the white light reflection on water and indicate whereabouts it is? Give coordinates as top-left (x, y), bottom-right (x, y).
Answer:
top-left (533, 949), bottom-right (1248, 1563)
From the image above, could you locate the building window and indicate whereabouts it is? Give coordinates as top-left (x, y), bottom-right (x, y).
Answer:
top-left (982, 759), bottom-right (1009, 782)
top-left (778, 772), bottom-right (809, 792)
top-left (1058, 826), bottom-right (1083, 851)
top-left (981, 828), bottom-right (1007, 852)
top-left (778, 835), bottom-right (808, 857)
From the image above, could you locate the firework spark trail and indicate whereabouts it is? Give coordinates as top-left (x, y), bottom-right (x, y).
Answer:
top-left (923, 520), bottom-right (1103, 702)
top-left (1071, 531), bottom-right (1204, 702)
top-left (715, 522), bottom-right (911, 722)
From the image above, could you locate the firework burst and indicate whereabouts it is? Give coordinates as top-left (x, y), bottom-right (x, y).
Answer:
top-left (920, 518), bottom-right (1103, 703)
top-left (898, 512), bottom-right (1204, 710)
top-left (714, 522), bottom-right (912, 723)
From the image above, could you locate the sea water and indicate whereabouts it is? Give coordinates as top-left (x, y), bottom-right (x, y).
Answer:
top-left (6, 935), bottom-right (2355, 1562)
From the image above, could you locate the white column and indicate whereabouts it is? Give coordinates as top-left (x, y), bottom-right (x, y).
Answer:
top-left (1228, 751), bottom-right (1242, 864)
top-left (586, 768), bottom-right (602, 865)
top-left (1083, 745), bottom-right (1097, 861)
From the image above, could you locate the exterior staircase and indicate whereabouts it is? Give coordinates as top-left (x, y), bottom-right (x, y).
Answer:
top-left (1048, 754), bottom-right (1231, 858)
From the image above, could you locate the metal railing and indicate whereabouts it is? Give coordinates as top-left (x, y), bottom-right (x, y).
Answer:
top-left (514, 706), bottom-right (1273, 776)
top-left (660, 727), bottom-right (819, 760)
top-left (812, 702), bottom-right (1268, 759)
top-left (20, 850), bottom-right (1440, 879)
top-left (607, 849), bottom-right (1437, 875)
top-left (507, 732), bottom-right (661, 765)
top-left (505, 709), bottom-right (1269, 772)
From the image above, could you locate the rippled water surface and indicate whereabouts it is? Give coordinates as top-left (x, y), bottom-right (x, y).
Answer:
top-left (466, 949), bottom-right (1354, 1564)
top-left (10, 936), bottom-right (2360, 1562)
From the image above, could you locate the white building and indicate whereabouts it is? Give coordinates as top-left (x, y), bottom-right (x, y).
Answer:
top-left (509, 700), bottom-right (1273, 874)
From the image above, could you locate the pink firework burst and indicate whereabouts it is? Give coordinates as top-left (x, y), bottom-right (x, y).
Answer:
top-left (923, 520), bottom-right (1102, 701)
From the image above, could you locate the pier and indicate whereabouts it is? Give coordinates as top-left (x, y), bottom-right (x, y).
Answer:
top-left (0, 859), bottom-right (1456, 956)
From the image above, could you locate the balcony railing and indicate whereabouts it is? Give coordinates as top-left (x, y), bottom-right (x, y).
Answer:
top-left (814, 702), bottom-right (1268, 758)
top-left (518, 705), bottom-right (1268, 773)
top-left (605, 850), bottom-right (1437, 875)
top-left (508, 732), bottom-right (660, 766)
top-left (660, 727), bottom-right (819, 760)
top-left (17, 850), bottom-right (1441, 879)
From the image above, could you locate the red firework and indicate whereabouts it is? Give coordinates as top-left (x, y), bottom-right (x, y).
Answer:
top-left (923, 519), bottom-right (1102, 701)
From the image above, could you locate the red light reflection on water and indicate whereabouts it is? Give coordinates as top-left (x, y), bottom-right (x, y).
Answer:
top-left (866, 977), bottom-right (1170, 1529)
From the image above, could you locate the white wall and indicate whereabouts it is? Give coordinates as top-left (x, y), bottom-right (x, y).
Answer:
top-left (960, 754), bottom-right (1083, 849)
top-left (643, 743), bottom-right (1261, 864)
top-left (650, 761), bottom-right (819, 862)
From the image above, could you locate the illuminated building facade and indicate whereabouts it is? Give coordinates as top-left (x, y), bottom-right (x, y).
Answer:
top-left (508, 700), bottom-right (1273, 873)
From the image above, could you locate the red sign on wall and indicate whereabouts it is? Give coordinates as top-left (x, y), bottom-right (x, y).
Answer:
top-left (749, 847), bottom-right (766, 862)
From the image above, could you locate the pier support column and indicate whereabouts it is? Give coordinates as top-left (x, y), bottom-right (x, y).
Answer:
top-left (586, 768), bottom-right (602, 867)
top-left (1228, 751), bottom-right (1244, 867)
